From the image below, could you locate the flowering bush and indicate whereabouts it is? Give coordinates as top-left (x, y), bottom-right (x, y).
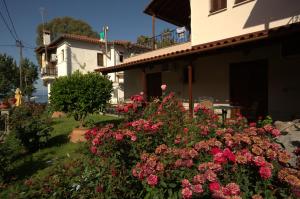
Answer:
top-left (85, 86), bottom-right (299, 198)
top-left (13, 86), bottom-right (299, 198)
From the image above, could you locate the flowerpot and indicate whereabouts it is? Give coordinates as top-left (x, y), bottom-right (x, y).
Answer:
top-left (69, 128), bottom-right (88, 143)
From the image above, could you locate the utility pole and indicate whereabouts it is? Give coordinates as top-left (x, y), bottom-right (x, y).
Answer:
top-left (103, 25), bottom-right (109, 67)
top-left (16, 40), bottom-right (23, 90)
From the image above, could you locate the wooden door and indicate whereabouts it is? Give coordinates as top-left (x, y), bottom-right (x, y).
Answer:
top-left (230, 60), bottom-right (268, 121)
top-left (146, 72), bottom-right (162, 100)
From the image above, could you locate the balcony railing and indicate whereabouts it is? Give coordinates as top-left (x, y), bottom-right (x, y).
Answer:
top-left (41, 65), bottom-right (57, 77)
top-left (136, 28), bottom-right (190, 50)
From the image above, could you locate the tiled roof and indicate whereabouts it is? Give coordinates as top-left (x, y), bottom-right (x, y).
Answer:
top-left (35, 33), bottom-right (149, 53)
top-left (95, 22), bottom-right (300, 73)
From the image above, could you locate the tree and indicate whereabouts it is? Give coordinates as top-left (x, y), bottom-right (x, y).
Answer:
top-left (0, 54), bottom-right (38, 100)
top-left (36, 17), bottom-right (99, 46)
top-left (49, 71), bottom-right (113, 127)
top-left (20, 58), bottom-right (39, 100)
top-left (0, 54), bottom-right (18, 98)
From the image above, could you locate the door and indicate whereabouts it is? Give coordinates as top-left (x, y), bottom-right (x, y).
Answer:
top-left (230, 60), bottom-right (268, 121)
top-left (146, 72), bottom-right (162, 100)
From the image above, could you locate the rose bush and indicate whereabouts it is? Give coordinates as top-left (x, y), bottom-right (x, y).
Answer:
top-left (84, 87), bottom-right (298, 198)
top-left (13, 86), bottom-right (299, 198)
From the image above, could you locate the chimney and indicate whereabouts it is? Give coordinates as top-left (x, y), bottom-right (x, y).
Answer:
top-left (43, 30), bottom-right (51, 46)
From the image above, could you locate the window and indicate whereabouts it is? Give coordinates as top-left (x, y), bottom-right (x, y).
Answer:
top-left (119, 52), bottom-right (124, 62)
top-left (97, 53), bottom-right (104, 66)
top-left (210, 0), bottom-right (227, 13)
top-left (61, 49), bottom-right (64, 61)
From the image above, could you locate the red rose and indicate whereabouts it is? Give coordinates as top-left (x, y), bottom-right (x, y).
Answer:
top-left (209, 182), bottom-right (221, 192)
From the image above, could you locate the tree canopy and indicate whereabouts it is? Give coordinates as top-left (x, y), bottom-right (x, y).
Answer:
top-left (0, 54), bottom-right (18, 98)
top-left (0, 53), bottom-right (38, 99)
top-left (20, 58), bottom-right (39, 100)
top-left (36, 17), bottom-right (99, 46)
top-left (49, 71), bottom-right (113, 127)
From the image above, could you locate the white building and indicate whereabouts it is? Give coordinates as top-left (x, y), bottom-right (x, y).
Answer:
top-left (96, 0), bottom-right (300, 121)
top-left (36, 32), bottom-right (148, 104)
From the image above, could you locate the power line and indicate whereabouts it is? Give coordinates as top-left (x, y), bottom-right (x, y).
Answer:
top-left (0, 9), bottom-right (17, 41)
top-left (2, 0), bottom-right (19, 40)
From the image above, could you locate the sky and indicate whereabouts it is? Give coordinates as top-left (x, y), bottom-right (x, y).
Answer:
top-left (0, 0), bottom-right (175, 95)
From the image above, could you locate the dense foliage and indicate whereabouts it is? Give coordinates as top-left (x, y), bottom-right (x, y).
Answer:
top-left (36, 17), bottom-right (98, 46)
top-left (19, 59), bottom-right (39, 100)
top-left (49, 71), bottom-right (113, 127)
top-left (0, 54), bottom-right (18, 98)
top-left (9, 103), bottom-right (52, 152)
top-left (9, 87), bottom-right (300, 198)
top-left (0, 54), bottom-right (38, 99)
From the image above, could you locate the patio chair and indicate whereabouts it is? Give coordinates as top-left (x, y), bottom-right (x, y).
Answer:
top-left (198, 97), bottom-right (214, 109)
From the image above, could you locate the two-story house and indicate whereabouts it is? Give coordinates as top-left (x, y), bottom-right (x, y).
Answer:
top-left (96, 0), bottom-right (300, 121)
top-left (36, 32), bottom-right (148, 104)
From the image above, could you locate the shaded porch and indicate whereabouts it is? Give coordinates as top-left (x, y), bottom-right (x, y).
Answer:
top-left (98, 23), bottom-right (300, 121)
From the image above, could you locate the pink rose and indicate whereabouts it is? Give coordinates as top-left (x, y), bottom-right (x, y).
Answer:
top-left (181, 187), bottom-right (193, 199)
top-left (253, 156), bottom-right (266, 167)
top-left (259, 166), bottom-right (272, 179)
top-left (193, 184), bottom-right (204, 194)
top-left (181, 179), bottom-right (191, 188)
top-left (90, 146), bottom-right (97, 154)
top-left (225, 183), bottom-right (240, 195)
top-left (271, 129), bottom-right (281, 137)
top-left (147, 174), bottom-right (158, 186)
top-left (161, 84), bottom-right (167, 91)
top-left (131, 135), bottom-right (137, 142)
top-left (115, 133), bottom-right (124, 141)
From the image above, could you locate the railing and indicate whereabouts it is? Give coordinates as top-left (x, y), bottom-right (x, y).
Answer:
top-left (136, 28), bottom-right (190, 51)
top-left (41, 65), bottom-right (57, 77)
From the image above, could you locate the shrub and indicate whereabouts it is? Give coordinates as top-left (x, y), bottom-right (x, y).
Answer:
top-left (9, 103), bottom-right (52, 152)
top-left (49, 71), bottom-right (113, 127)
top-left (8, 87), bottom-right (300, 198)
top-left (85, 88), bottom-right (297, 198)
top-left (0, 133), bottom-right (23, 183)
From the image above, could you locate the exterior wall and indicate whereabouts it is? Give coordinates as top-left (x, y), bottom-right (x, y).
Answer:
top-left (56, 42), bottom-right (70, 77)
top-left (124, 69), bottom-right (143, 99)
top-left (66, 40), bottom-right (105, 74)
top-left (190, 0), bottom-right (300, 46)
top-left (124, 43), bottom-right (300, 120)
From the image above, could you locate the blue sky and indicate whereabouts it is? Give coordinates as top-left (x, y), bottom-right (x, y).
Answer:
top-left (0, 0), bottom-right (175, 93)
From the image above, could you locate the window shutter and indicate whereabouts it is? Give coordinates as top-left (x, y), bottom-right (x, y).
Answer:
top-left (97, 53), bottom-right (103, 66)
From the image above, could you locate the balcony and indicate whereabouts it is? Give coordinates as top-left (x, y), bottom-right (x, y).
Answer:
top-left (136, 28), bottom-right (190, 50)
top-left (41, 64), bottom-right (57, 81)
top-left (125, 28), bottom-right (191, 64)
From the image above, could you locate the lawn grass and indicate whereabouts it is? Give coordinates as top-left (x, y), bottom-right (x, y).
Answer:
top-left (1, 114), bottom-right (120, 192)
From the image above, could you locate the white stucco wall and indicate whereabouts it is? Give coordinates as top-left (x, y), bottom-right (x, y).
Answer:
top-left (190, 0), bottom-right (300, 46)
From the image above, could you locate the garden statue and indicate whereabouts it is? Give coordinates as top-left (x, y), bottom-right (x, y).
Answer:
top-left (15, 88), bottom-right (22, 106)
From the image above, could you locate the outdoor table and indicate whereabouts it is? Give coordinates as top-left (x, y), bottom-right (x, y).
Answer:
top-left (213, 105), bottom-right (241, 125)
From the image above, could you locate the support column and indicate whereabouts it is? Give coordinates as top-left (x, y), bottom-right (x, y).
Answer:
top-left (142, 68), bottom-right (147, 100)
top-left (152, 14), bottom-right (156, 50)
top-left (188, 64), bottom-right (193, 118)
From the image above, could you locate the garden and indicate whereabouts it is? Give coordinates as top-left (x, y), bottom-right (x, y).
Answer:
top-left (0, 71), bottom-right (299, 198)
